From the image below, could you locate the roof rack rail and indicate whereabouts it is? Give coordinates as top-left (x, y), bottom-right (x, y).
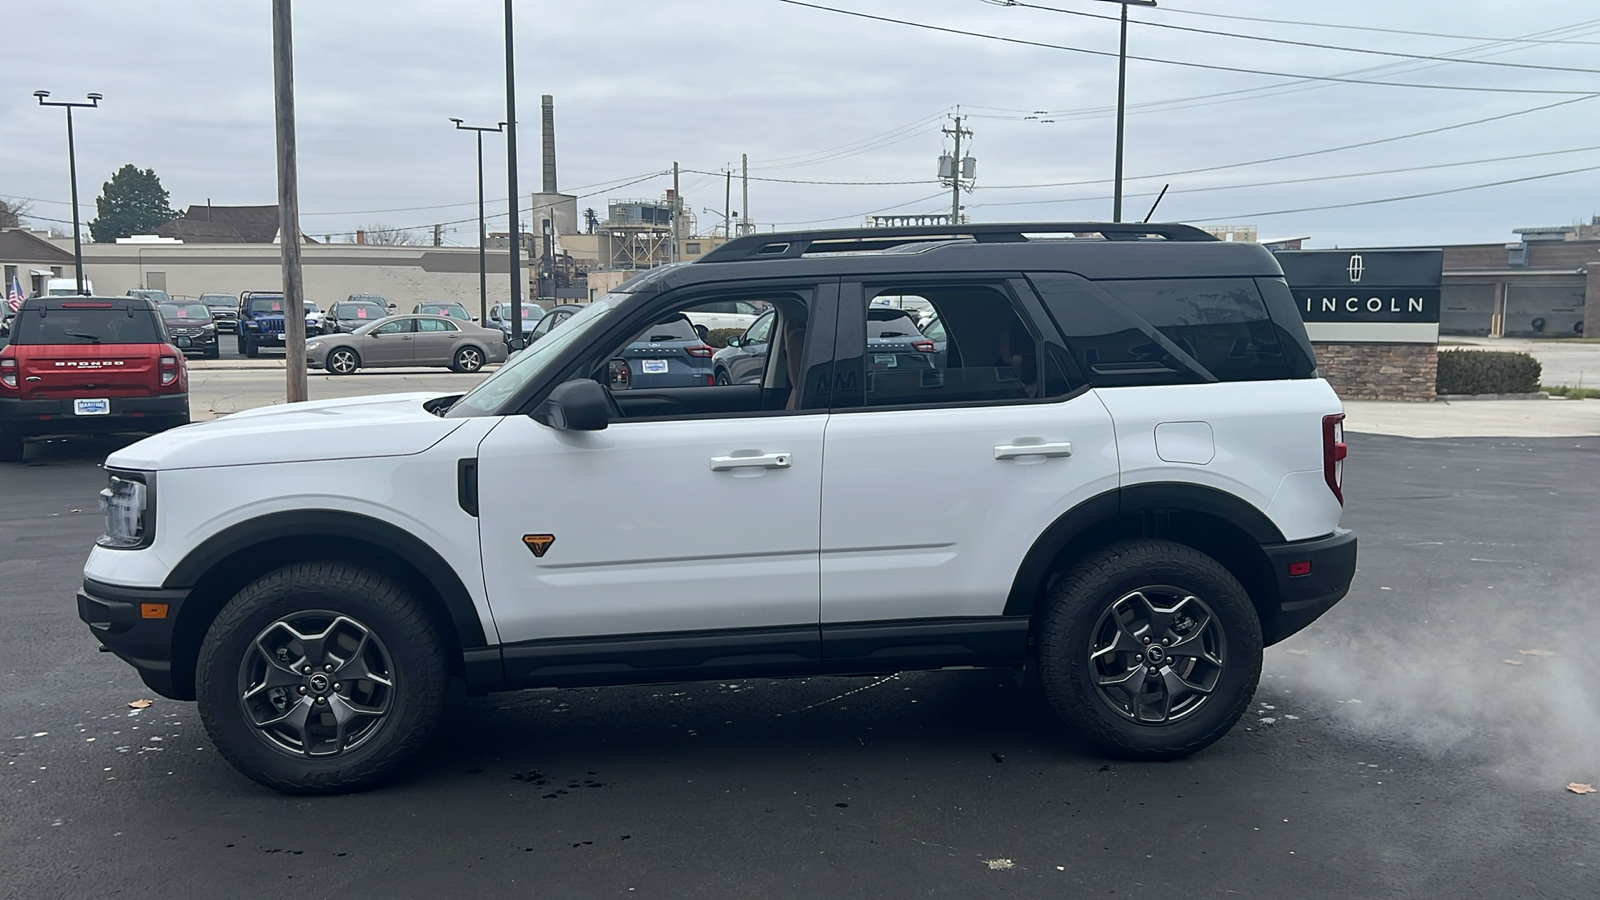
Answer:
top-left (697, 222), bottom-right (1218, 263)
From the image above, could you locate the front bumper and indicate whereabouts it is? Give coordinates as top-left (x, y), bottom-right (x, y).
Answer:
top-left (1260, 528), bottom-right (1357, 645)
top-left (78, 578), bottom-right (193, 700)
top-left (0, 394), bottom-right (189, 436)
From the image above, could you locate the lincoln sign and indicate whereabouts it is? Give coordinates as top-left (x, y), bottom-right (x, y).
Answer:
top-left (1273, 248), bottom-right (1442, 344)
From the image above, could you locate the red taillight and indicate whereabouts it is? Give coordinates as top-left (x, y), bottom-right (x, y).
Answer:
top-left (1288, 561), bottom-right (1312, 577)
top-left (1323, 413), bottom-right (1347, 505)
top-left (0, 356), bottom-right (16, 389)
top-left (685, 344), bottom-right (713, 358)
top-left (706, 374), bottom-right (715, 386)
top-left (159, 355), bottom-right (179, 386)
top-left (912, 339), bottom-right (936, 353)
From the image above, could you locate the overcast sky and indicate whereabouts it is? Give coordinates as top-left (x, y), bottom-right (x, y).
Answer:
top-left (3, 0), bottom-right (1598, 248)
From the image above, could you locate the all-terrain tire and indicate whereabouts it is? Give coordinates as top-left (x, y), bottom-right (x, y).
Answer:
top-left (1036, 539), bottom-right (1261, 761)
top-left (195, 561), bottom-right (447, 794)
top-left (0, 429), bottom-right (23, 463)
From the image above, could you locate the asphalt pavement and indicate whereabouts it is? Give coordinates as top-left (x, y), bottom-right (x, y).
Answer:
top-left (3, 429), bottom-right (1597, 898)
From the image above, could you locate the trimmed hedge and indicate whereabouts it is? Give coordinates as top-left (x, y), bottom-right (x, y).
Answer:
top-left (1436, 349), bottom-right (1541, 395)
top-left (703, 327), bottom-right (743, 349)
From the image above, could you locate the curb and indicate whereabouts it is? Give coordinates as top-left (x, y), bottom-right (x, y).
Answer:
top-left (1436, 392), bottom-right (1550, 402)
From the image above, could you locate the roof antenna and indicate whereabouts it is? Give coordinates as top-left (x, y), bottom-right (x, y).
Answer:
top-left (1141, 184), bottom-right (1170, 224)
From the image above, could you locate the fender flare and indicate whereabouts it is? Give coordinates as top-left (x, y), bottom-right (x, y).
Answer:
top-left (163, 509), bottom-right (488, 648)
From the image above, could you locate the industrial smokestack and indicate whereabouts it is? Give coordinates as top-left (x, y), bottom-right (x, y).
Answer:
top-left (541, 94), bottom-right (557, 194)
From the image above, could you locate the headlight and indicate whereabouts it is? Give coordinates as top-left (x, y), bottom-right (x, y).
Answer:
top-left (307, 341), bottom-right (323, 351)
top-left (202, 323), bottom-right (216, 332)
top-left (98, 472), bottom-right (152, 549)
top-left (245, 321), bottom-right (259, 330)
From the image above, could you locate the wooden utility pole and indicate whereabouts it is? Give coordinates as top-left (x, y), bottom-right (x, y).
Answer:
top-left (670, 161), bottom-right (680, 263)
top-left (741, 153), bottom-right (749, 236)
top-left (272, 0), bottom-right (307, 403)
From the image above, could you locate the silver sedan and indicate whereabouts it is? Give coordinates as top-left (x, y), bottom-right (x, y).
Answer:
top-left (305, 314), bottom-right (508, 374)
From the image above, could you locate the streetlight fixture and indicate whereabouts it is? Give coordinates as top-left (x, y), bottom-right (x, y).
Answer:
top-left (34, 90), bottom-right (102, 294)
top-left (452, 118), bottom-right (506, 325)
top-left (1087, 0), bottom-right (1157, 222)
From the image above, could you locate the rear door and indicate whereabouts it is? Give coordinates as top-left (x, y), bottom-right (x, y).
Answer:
top-left (362, 318), bottom-right (415, 365)
top-left (818, 278), bottom-right (1120, 665)
top-left (412, 318), bottom-right (461, 364)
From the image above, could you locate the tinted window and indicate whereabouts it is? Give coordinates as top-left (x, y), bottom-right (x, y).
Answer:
top-left (855, 284), bottom-right (1078, 408)
top-left (417, 318), bottom-right (458, 332)
top-left (11, 304), bottom-right (164, 345)
top-left (1099, 278), bottom-right (1295, 382)
top-left (745, 311), bottom-right (774, 344)
top-left (632, 315), bottom-right (699, 343)
top-left (372, 319), bottom-right (413, 335)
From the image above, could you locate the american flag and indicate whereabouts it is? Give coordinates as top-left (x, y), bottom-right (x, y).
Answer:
top-left (5, 275), bottom-right (23, 313)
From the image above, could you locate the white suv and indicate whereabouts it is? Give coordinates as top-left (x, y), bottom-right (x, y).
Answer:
top-left (78, 223), bottom-right (1356, 793)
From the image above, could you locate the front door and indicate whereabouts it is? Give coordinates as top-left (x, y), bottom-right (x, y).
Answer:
top-left (362, 317), bottom-right (415, 365)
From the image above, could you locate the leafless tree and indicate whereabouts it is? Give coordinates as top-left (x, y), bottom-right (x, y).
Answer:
top-left (359, 223), bottom-right (425, 246)
top-left (0, 197), bottom-right (34, 229)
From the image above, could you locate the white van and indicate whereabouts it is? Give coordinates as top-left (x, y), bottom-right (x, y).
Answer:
top-left (46, 277), bottom-right (93, 296)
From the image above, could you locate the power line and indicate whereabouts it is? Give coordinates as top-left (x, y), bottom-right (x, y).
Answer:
top-left (1188, 162), bottom-right (1600, 221)
top-left (976, 93), bottom-right (1600, 189)
top-left (682, 167), bottom-right (936, 186)
top-left (982, 1), bottom-right (1600, 75)
top-left (767, 191), bottom-right (951, 226)
top-left (772, 0), bottom-right (1599, 94)
top-left (1148, 3), bottom-right (1600, 46)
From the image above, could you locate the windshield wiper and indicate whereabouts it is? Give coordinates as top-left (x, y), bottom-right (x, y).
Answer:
top-left (63, 331), bottom-right (102, 343)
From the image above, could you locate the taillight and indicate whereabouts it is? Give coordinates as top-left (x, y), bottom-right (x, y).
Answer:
top-left (685, 344), bottom-right (713, 358)
top-left (0, 356), bottom-right (16, 389)
top-left (1323, 413), bottom-right (1347, 505)
top-left (912, 339), bottom-right (936, 353)
top-left (159, 355), bottom-right (179, 386)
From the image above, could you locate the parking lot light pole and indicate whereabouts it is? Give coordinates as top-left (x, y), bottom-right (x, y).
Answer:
top-left (1087, 0), bottom-right (1156, 222)
top-left (451, 118), bottom-right (506, 326)
top-left (33, 90), bottom-right (101, 295)
top-left (503, 0), bottom-right (525, 351)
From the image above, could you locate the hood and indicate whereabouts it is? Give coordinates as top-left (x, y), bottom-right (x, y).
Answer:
top-left (106, 392), bottom-right (467, 471)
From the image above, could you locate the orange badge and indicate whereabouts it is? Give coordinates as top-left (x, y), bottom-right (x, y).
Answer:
top-left (522, 534), bottom-right (556, 558)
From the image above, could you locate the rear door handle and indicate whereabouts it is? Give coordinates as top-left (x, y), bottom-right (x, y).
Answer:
top-left (710, 452), bottom-right (791, 471)
top-left (994, 441), bottom-right (1072, 460)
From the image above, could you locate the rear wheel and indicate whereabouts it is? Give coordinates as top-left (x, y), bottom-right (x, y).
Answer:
top-left (0, 429), bottom-right (23, 463)
top-left (195, 562), bottom-right (447, 794)
top-left (1036, 539), bottom-right (1261, 760)
top-left (451, 345), bottom-right (484, 373)
top-left (714, 367), bottom-right (732, 386)
top-left (694, 324), bottom-right (709, 341)
top-left (205, 345), bottom-right (220, 360)
top-left (243, 335), bottom-right (259, 358)
top-left (327, 347), bottom-right (360, 375)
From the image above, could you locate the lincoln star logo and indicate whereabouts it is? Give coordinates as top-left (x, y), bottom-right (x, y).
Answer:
top-left (522, 534), bottom-right (556, 558)
top-left (1347, 254), bottom-right (1364, 283)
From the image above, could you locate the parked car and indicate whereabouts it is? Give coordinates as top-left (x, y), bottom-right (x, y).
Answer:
top-left (127, 288), bottom-right (172, 307)
top-left (303, 301), bottom-right (328, 335)
top-left (305, 314), bottom-right (508, 374)
top-left (684, 299), bottom-right (763, 339)
top-left (236, 291), bottom-right (288, 357)
top-left (200, 293), bottom-right (240, 333)
top-left (76, 222), bottom-right (1354, 794)
top-left (158, 300), bottom-right (221, 359)
top-left (486, 302), bottom-right (547, 346)
top-left (611, 313), bottom-right (715, 389)
top-left (325, 298), bottom-right (393, 334)
top-left (710, 308), bottom-right (775, 385)
top-left (45, 277), bottom-right (93, 296)
top-left (0, 294), bottom-right (188, 461)
top-left (866, 306), bottom-right (938, 373)
top-left (525, 304), bottom-right (582, 342)
top-left (412, 301), bottom-right (475, 323)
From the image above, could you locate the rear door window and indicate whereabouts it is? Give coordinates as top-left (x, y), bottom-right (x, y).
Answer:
top-left (11, 303), bottom-right (165, 345)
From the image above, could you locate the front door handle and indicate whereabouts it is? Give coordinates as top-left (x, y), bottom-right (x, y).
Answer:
top-left (994, 441), bottom-right (1072, 460)
top-left (710, 452), bottom-right (791, 471)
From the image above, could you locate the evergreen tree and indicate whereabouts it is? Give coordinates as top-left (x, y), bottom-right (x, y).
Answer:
top-left (89, 165), bottom-right (177, 242)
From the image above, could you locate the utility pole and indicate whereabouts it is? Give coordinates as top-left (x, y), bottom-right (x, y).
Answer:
top-left (941, 114), bottom-right (972, 224)
top-left (723, 170), bottom-right (731, 240)
top-left (503, 0), bottom-right (525, 350)
top-left (741, 153), bottom-right (749, 236)
top-left (432, 223), bottom-right (442, 246)
top-left (33, 91), bottom-right (101, 294)
top-left (671, 161), bottom-right (680, 263)
top-left (271, 0), bottom-right (307, 403)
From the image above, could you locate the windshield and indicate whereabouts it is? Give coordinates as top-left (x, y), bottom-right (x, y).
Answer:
top-left (446, 296), bottom-right (621, 417)
top-left (201, 296), bottom-right (235, 309)
top-left (421, 304), bottom-right (469, 319)
top-left (247, 297), bottom-right (285, 314)
top-left (160, 302), bottom-right (212, 320)
top-left (304, 302), bottom-right (321, 313)
top-left (336, 302), bottom-right (387, 320)
top-left (492, 304), bottom-right (545, 321)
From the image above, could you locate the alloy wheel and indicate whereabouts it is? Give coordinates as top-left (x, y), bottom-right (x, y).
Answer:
top-left (1088, 586), bottom-right (1226, 725)
top-left (237, 610), bottom-right (395, 758)
top-left (329, 349), bottom-right (357, 374)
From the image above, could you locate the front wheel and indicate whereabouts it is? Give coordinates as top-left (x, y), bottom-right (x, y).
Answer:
top-left (714, 367), bottom-right (732, 386)
top-left (451, 345), bottom-right (484, 373)
top-left (243, 336), bottom-right (259, 358)
top-left (1036, 539), bottom-right (1261, 760)
top-left (327, 347), bottom-right (360, 375)
top-left (195, 562), bottom-right (447, 794)
top-left (0, 429), bottom-right (23, 463)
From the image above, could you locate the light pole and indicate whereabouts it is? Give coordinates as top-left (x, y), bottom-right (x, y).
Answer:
top-left (1090, 0), bottom-right (1157, 222)
top-left (34, 90), bottom-right (101, 294)
top-left (452, 118), bottom-right (505, 325)
top-left (502, 0), bottom-right (525, 351)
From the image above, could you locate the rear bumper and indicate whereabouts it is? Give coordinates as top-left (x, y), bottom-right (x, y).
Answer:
top-left (0, 394), bottom-right (189, 436)
top-left (1260, 528), bottom-right (1357, 645)
top-left (78, 578), bottom-right (192, 700)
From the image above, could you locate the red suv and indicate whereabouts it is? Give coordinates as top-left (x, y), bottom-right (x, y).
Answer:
top-left (0, 296), bottom-right (189, 462)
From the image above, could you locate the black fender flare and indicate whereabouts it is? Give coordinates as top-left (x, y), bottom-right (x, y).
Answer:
top-left (163, 509), bottom-right (488, 648)
top-left (1002, 483), bottom-right (1284, 617)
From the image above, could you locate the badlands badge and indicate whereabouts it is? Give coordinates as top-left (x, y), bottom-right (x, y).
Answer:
top-left (522, 534), bottom-right (555, 558)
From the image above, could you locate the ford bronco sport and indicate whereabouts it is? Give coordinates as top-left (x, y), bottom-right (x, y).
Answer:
top-left (78, 223), bottom-right (1355, 793)
top-left (1, 295), bottom-right (189, 463)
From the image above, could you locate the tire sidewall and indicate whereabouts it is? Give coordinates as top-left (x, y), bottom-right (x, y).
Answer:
top-left (1040, 541), bottom-right (1262, 758)
top-left (329, 348), bottom-right (358, 374)
top-left (196, 564), bottom-right (444, 793)
top-left (454, 346), bottom-right (483, 373)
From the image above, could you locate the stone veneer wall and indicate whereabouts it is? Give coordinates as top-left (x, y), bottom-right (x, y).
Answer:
top-left (1311, 342), bottom-right (1438, 401)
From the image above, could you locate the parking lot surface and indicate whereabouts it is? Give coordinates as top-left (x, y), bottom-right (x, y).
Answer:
top-left (3, 432), bottom-right (1597, 898)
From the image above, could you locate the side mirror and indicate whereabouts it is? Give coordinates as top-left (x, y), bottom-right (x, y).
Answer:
top-left (607, 357), bottom-right (631, 391)
top-left (388, 303), bottom-right (397, 310)
top-left (531, 379), bottom-right (610, 431)
top-left (725, 336), bottom-right (742, 348)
